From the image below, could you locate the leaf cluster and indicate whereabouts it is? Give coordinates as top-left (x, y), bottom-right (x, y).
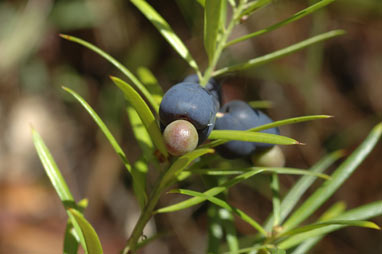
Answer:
top-left (32, 1), bottom-right (381, 254)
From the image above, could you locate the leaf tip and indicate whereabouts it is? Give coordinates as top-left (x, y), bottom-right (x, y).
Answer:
top-left (373, 122), bottom-right (382, 134)
top-left (109, 75), bottom-right (119, 83)
top-left (59, 33), bottom-right (71, 40)
top-left (167, 189), bottom-right (179, 194)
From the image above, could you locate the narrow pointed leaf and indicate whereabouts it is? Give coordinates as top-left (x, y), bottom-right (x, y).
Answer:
top-left (131, 0), bottom-right (199, 73)
top-left (32, 129), bottom-right (74, 201)
top-left (157, 170), bottom-right (265, 213)
top-left (270, 248), bottom-right (286, 254)
top-left (174, 189), bottom-right (267, 236)
top-left (32, 129), bottom-right (87, 251)
top-left (190, 167), bottom-right (330, 179)
top-left (209, 130), bottom-right (300, 145)
top-left (63, 87), bottom-right (147, 206)
top-left (63, 87), bottom-right (132, 172)
top-left (136, 66), bottom-right (163, 107)
top-left (214, 30), bottom-right (345, 76)
top-left (220, 208), bottom-right (239, 252)
top-left (196, 0), bottom-right (205, 7)
top-left (229, 0), bottom-right (335, 46)
top-left (280, 220), bottom-right (380, 238)
top-left (253, 115), bottom-right (332, 132)
top-left (264, 150), bottom-right (345, 231)
top-left (63, 198), bottom-right (89, 254)
top-left (271, 173), bottom-right (281, 226)
top-left (207, 205), bottom-right (224, 253)
top-left (223, 245), bottom-right (267, 254)
top-left (126, 105), bottom-right (154, 161)
top-left (159, 148), bottom-right (214, 190)
top-left (132, 158), bottom-right (149, 209)
top-left (282, 123), bottom-right (382, 231)
top-left (68, 209), bottom-right (103, 254)
top-left (111, 76), bottom-right (168, 157)
top-left (290, 202), bottom-right (346, 254)
top-left (59, 34), bottom-right (158, 112)
top-left (240, 0), bottom-right (271, 18)
top-left (279, 201), bottom-right (382, 249)
top-left (204, 0), bottom-right (224, 62)
top-left (63, 220), bottom-right (79, 254)
top-left (205, 115), bottom-right (331, 148)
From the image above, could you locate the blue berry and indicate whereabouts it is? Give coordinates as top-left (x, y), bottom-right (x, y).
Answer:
top-left (184, 74), bottom-right (222, 109)
top-left (159, 82), bottom-right (217, 145)
top-left (214, 100), bottom-right (279, 159)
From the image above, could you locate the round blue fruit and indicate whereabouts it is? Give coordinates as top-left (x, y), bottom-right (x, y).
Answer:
top-left (159, 82), bottom-right (217, 145)
top-left (183, 74), bottom-right (222, 109)
top-left (214, 100), bottom-right (279, 159)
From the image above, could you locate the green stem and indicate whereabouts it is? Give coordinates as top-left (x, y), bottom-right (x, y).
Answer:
top-left (122, 179), bottom-right (164, 254)
top-left (199, 0), bottom-right (246, 87)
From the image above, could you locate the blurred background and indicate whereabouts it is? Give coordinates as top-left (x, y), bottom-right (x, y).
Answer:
top-left (0, 0), bottom-right (381, 253)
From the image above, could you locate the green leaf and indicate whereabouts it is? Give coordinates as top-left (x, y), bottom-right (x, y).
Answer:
top-left (282, 123), bottom-right (382, 232)
top-left (63, 87), bottom-right (132, 172)
top-left (207, 205), bottom-right (224, 253)
top-left (32, 129), bottom-right (74, 202)
top-left (318, 202), bottom-right (347, 222)
top-left (63, 87), bottom-right (148, 206)
top-left (63, 198), bottom-right (89, 254)
top-left (63, 220), bottom-right (79, 254)
top-left (196, 0), bottom-right (205, 7)
top-left (229, 0), bottom-right (335, 46)
top-left (136, 66), bottom-right (163, 107)
top-left (205, 115), bottom-right (331, 148)
top-left (290, 202), bottom-right (346, 254)
top-left (111, 76), bottom-right (168, 158)
top-left (219, 208), bottom-right (239, 253)
top-left (59, 34), bottom-right (158, 112)
top-left (209, 130), bottom-right (301, 145)
top-left (132, 158), bottom-right (149, 209)
top-left (270, 248), bottom-right (286, 254)
top-left (32, 129), bottom-right (87, 252)
top-left (250, 115), bottom-right (332, 132)
top-left (278, 201), bottom-right (382, 249)
top-left (214, 30), bottom-right (345, 76)
top-left (126, 105), bottom-right (154, 161)
top-left (240, 0), bottom-right (271, 18)
top-left (159, 166), bottom-right (330, 213)
top-left (223, 245), bottom-right (267, 254)
top-left (156, 170), bottom-right (266, 213)
top-left (271, 174), bottom-right (281, 226)
top-left (190, 167), bottom-right (330, 179)
top-left (159, 148), bottom-right (214, 190)
top-left (68, 209), bottom-right (103, 254)
top-left (264, 150), bottom-right (344, 231)
top-left (204, 0), bottom-right (225, 62)
top-left (280, 220), bottom-right (380, 239)
top-left (173, 189), bottom-right (267, 236)
top-left (131, 0), bottom-right (200, 74)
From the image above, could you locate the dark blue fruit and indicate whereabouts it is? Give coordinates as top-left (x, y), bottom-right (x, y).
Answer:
top-left (159, 82), bottom-right (217, 145)
top-left (214, 100), bottom-right (279, 159)
top-left (183, 74), bottom-right (222, 109)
